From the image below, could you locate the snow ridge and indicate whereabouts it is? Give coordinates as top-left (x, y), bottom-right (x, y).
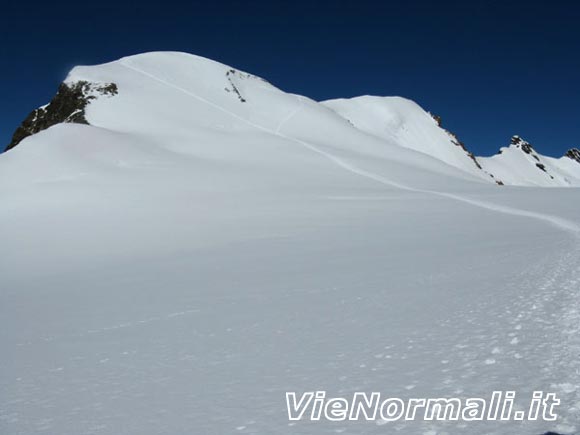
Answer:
top-left (121, 60), bottom-right (580, 237)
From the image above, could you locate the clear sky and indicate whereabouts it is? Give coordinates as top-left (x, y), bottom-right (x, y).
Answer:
top-left (1, 0), bottom-right (579, 156)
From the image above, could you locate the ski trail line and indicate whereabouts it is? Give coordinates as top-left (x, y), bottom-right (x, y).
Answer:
top-left (275, 97), bottom-right (304, 134)
top-left (121, 62), bottom-right (580, 237)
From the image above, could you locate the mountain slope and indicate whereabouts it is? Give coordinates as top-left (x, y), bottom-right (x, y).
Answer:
top-left (3, 52), bottom-right (497, 195)
top-left (322, 96), bottom-right (495, 182)
top-left (478, 136), bottom-right (580, 187)
top-left (1, 52), bottom-right (580, 435)
top-left (8, 53), bottom-right (578, 187)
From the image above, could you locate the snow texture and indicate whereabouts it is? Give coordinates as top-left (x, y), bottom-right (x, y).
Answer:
top-left (1, 52), bottom-right (579, 435)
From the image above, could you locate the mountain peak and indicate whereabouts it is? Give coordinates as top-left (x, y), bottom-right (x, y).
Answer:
top-left (3, 51), bottom-right (580, 187)
top-left (509, 135), bottom-right (537, 155)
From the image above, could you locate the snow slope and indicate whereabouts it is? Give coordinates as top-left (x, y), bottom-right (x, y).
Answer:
top-left (479, 136), bottom-right (580, 187)
top-left (322, 96), bottom-right (493, 182)
top-left (1, 52), bottom-right (580, 435)
top-left (322, 98), bottom-right (580, 187)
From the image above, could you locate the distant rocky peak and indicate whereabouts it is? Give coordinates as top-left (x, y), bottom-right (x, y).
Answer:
top-left (510, 135), bottom-right (525, 145)
top-left (511, 134), bottom-right (532, 150)
top-left (510, 135), bottom-right (539, 157)
top-left (564, 148), bottom-right (580, 164)
top-left (6, 80), bottom-right (118, 151)
top-left (507, 135), bottom-right (556, 178)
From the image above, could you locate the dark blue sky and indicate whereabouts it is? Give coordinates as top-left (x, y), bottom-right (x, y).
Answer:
top-left (1, 0), bottom-right (579, 156)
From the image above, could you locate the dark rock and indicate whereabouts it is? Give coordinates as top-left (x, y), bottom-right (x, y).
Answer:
top-left (511, 135), bottom-right (536, 155)
top-left (438, 120), bottom-right (483, 170)
top-left (225, 69), bottom-right (247, 103)
top-left (510, 135), bottom-right (522, 145)
top-left (6, 81), bottom-right (118, 151)
top-left (450, 137), bottom-right (483, 170)
top-left (430, 113), bottom-right (442, 127)
top-left (521, 143), bottom-right (534, 154)
top-left (510, 135), bottom-right (549, 168)
top-left (564, 148), bottom-right (580, 163)
top-left (428, 114), bottom-right (486, 173)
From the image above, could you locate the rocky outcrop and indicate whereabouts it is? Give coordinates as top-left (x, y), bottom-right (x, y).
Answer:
top-left (565, 148), bottom-right (580, 163)
top-left (224, 69), bottom-right (246, 102)
top-left (510, 135), bottom-right (545, 162)
top-left (430, 114), bottom-right (442, 127)
top-left (430, 113), bottom-right (483, 170)
top-left (510, 135), bottom-right (537, 156)
top-left (430, 113), bottom-right (507, 184)
top-left (6, 81), bottom-right (118, 151)
top-left (447, 131), bottom-right (483, 170)
top-left (509, 136), bottom-right (555, 179)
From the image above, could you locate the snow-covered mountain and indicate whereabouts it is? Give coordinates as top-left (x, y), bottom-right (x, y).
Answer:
top-left (478, 136), bottom-right (580, 187)
top-left (320, 98), bottom-right (580, 187)
top-left (1, 52), bottom-right (580, 435)
top-left (5, 51), bottom-right (579, 188)
top-left (321, 96), bottom-right (492, 182)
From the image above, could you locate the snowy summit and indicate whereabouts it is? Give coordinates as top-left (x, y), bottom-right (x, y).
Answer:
top-left (5, 52), bottom-right (580, 188)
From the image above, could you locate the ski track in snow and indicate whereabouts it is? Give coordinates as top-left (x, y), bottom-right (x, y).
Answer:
top-left (62, 62), bottom-right (576, 434)
top-left (5, 56), bottom-right (580, 435)
top-left (121, 61), bottom-right (580, 238)
top-left (13, 309), bottom-right (202, 348)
